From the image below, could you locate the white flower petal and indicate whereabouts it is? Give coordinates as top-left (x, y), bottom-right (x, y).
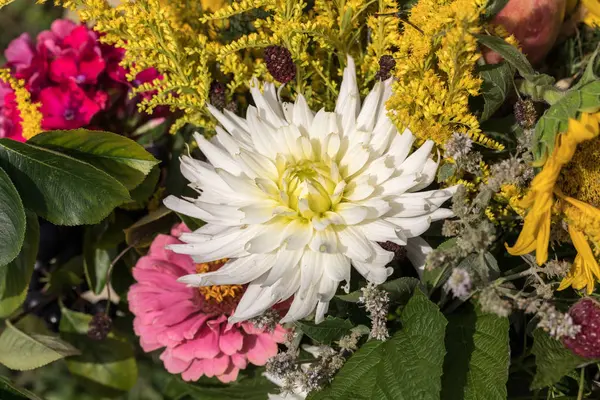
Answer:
top-left (283, 219), bottom-right (313, 250)
top-left (406, 236), bottom-right (433, 278)
top-left (195, 133), bottom-right (242, 176)
top-left (262, 249), bottom-right (303, 286)
top-left (336, 225), bottom-right (374, 262)
top-left (334, 203), bottom-right (369, 225)
top-left (323, 252), bottom-right (351, 282)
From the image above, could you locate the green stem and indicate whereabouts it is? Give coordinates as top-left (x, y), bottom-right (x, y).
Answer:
top-left (516, 79), bottom-right (564, 105)
top-left (577, 367), bottom-right (585, 400)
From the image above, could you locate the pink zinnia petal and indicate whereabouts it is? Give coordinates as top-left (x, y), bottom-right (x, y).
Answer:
top-left (219, 325), bottom-right (244, 355)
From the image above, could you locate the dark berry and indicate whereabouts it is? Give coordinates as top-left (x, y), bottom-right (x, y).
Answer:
top-left (375, 55), bottom-right (396, 81)
top-left (264, 45), bottom-right (296, 84)
top-left (514, 99), bottom-right (537, 129)
top-left (378, 241), bottom-right (407, 262)
top-left (209, 81), bottom-right (227, 110)
top-left (563, 298), bottom-right (600, 358)
top-left (88, 313), bottom-right (113, 341)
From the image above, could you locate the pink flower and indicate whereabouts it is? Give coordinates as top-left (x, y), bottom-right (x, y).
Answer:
top-left (0, 81), bottom-right (26, 142)
top-left (39, 83), bottom-right (103, 130)
top-left (128, 224), bottom-right (287, 383)
top-left (36, 19), bottom-right (77, 57)
top-left (49, 26), bottom-right (106, 85)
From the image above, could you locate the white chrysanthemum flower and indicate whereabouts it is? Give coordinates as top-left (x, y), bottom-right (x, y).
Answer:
top-left (164, 57), bottom-right (456, 324)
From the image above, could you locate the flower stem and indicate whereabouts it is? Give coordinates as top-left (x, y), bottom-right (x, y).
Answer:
top-left (577, 367), bottom-right (585, 400)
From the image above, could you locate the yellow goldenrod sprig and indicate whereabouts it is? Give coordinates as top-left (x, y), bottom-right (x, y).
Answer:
top-left (0, 69), bottom-right (42, 140)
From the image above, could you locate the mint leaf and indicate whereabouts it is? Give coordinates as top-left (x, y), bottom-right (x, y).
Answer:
top-left (295, 316), bottom-right (353, 345)
top-left (442, 303), bottom-right (509, 400)
top-left (309, 289), bottom-right (447, 400)
top-left (531, 329), bottom-right (591, 389)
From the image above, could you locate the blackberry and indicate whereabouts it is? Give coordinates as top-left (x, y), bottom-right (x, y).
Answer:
top-left (264, 45), bottom-right (296, 84)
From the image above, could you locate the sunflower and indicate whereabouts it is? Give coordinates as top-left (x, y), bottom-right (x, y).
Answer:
top-left (507, 112), bottom-right (600, 294)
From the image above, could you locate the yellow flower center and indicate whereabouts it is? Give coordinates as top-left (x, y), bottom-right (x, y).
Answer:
top-left (557, 135), bottom-right (600, 208)
top-left (279, 159), bottom-right (343, 219)
top-left (195, 259), bottom-right (242, 304)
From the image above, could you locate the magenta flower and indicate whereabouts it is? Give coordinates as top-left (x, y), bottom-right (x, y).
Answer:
top-left (0, 81), bottom-right (25, 142)
top-left (128, 225), bottom-right (287, 383)
top-left (39, 83), bottom-right (103, 130)
top-left (49, 26), bottom-right (106, 85)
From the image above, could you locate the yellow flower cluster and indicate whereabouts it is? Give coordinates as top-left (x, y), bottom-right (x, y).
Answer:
top-left (507, 113), bottom-right (600, 294)
top-left (0, 69), bottom-right (42, 140)
top-left (386, 0), bottom-right (503, 150)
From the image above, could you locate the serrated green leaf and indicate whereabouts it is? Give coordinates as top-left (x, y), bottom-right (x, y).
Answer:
top-left (533, 80), bottom-right (600, 162)
top-left (0, 320), bottom-right (80, 370)
top-left (295, 316), bottom-right (353, 345)
top-left (479, 62), bottom-right (514, 122)
top-left (59, 308), bottom-right (138, 392)
top-left (29, 130), bottom-right (158, 190)
top-left (531, 329), bottom-right (591, 389)
top-left (309, 289), bottom-right (447, 400)
top-left (337, 277), bottom-right (420, 304)
top-left (474, 35), bottom-right (554, 86)
top-left (442, 303), bottom-right (509, 400)
top-left (0, 167), bottom-right (25, 267)
top-left (0, 210), bottom-right (39, 318)
top-left (0, 139), bottom-right (130, 226)
top-left (0, 376), bottom-right (43, 400)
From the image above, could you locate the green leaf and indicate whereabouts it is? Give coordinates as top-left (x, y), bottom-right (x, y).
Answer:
top-left (309, 289), bottom-right (447, 400)
top-left (436, 163), bottom-right (457, 183)
top-left (45, 256), bottom-right (84, 296)
top-left (29, 130), bottom-right (158, 190)
top-left (166, 374), bottom-right (278, 400)
top-left (124, 206), bottom-right (177, 249)
top-left (337, 277), bottom-right (420, 303)
top-left (479, 62), bottom-right (514, 122)
top-left (295, 316), bottom-right (353, 345)
top-left (483, 0), bottom-right (508, 19)
top-left (422, 239), bottom-right (457, 288)
top-left (0, 376), bottom-right (43, 400)
top-left (0, 139), bottom-right (130, 226)
top-left (82, 215), bottom-right (129, 294)
top-left (441, 303), bottom-right (509, 400)
top-left (128, 164), bottom-right (160, 204)
top-left (0, 210), bottom-right (39, 318)
top-left (531, 329), bottom-right (590, 389)
top-left (533, 80), bottom-right (600, 163)
top-left (59, 308), bottom-right (138, 392)
top-left (0, 320), bottom-right (80, 370)
top-left (474, 35), bottom-right (554, 86)
top-left (0, 167), bottom-right (25, 267)
top-left (176, 212), bottom-right (205, 231)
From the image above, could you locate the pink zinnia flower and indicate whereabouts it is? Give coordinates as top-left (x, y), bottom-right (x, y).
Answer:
top-left (39, 82), bottom-right (103, 130)
top-left (128, 224), bottom-right (287, 383)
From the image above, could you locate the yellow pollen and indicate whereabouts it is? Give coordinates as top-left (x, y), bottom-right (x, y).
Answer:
top-left (195, 259), bottom-right (243, 304)
top-left (557, 135), bottom-right (600, 207)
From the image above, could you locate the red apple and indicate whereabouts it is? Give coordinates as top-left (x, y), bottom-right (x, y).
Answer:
top-left (484, 0), bottom-right (567, 65)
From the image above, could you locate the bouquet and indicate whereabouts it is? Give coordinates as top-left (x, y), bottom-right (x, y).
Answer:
top-left (0, 0), bottom-right (600, 399)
